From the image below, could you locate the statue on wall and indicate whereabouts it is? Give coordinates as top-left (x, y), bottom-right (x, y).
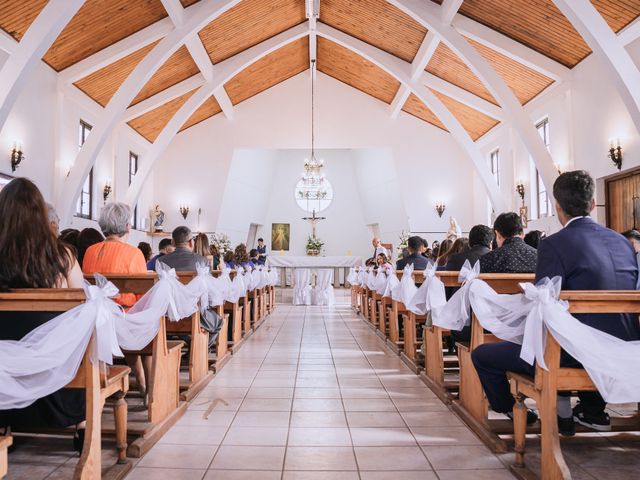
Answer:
top-left (447, 216), bottom-right (462, 241)
top-left (150, 205), bottom-right (165, 232)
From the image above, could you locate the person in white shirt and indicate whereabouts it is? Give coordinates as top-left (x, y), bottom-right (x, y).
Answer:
top-left (370, 238), bottom-right (389, 260)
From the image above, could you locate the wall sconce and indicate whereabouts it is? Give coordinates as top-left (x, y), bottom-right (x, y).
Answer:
top-left (102, 181), bottom-right (112, 202)
top-left (435, 202), bottom-right (446, 218)
top-left (516, 183), bottom-right (525, 204)
top-left (609, 138), bottom-right (623, 170)
top-left (10, 142), bottom-right (23, 172)
top-left (179, 205), bottom-right (190, 219)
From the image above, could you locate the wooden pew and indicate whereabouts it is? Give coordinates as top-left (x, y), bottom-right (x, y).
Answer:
top-left (508, 291), bottom-right (640, 479)
top-left (0, 436), bottom-right (10, 479)
top-left (84, 274), bottom-right (186, 458)
top-left (451, 273), bottom-right (535, 453)
top-left (419, 271), bottom-right (461, 403)
top-left (0, 289), bottom-right (131, 479)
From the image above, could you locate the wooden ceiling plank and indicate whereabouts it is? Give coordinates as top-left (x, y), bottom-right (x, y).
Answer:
top-left (320, 0), bottom-right (427, 63)
top-left (618, 15), bottom-right (640, 45)
top-left (199, 0), bottom-right (306, 64)
top-left (127, 88), bottom-right (196, 142)
top-left (316, 36), bottom-right (401, 104)
top-left (179, 95), bottom-right (222, 131)
top-left (43, 0), bottom-right (169, 71)
top-left (431, 88), bottom-right (498, 140)
top-left (402, 92), bottom-right (448, 130)
top-left (223, 36), bottom-right (309, 105)
top-left (0, 0), bottom-right (48, 42)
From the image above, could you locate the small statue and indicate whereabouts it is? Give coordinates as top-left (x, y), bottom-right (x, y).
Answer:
top-left (447, 216), bottom-right (462, 241)
top-left (150, 205), bottom-right (165, 232)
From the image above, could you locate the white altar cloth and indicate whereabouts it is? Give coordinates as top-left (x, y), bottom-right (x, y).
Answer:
top-left (267, 256), bottom-right (363, 268)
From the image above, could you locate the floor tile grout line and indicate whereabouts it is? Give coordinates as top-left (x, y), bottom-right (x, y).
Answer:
top-left (280, 301), bottom-right (306, 479)
top-left (337, 304), bottom-right (440, 474)
top-left (202, 305), bottom-right (293, 473)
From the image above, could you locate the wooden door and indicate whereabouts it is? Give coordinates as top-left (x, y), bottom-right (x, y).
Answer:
top-left (605, 168), bottom-right (640, 232)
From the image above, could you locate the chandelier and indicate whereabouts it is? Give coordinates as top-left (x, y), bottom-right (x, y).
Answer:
top-left (298, 59), bottom-right (328, 199)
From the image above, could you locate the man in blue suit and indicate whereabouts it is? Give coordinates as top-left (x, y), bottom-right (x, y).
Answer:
top-left (472, 170), bottom-right (639, 434)
top-left (396, 236), bottom-right (429, 271)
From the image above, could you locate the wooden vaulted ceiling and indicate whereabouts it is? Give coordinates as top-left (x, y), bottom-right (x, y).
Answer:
top-left (1, 0), bottom-right (639, 142)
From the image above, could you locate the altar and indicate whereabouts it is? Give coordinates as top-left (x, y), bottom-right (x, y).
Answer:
top-left (267, 256), bottom-right (364, 288)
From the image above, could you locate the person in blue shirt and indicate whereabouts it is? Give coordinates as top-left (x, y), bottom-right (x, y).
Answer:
top-left (147, 238), bottom-right (174, 271)
top-left (257, 238), bottom-right (267, 264)
top-left (223, 250), bottom-right (236, 269)
top-left (249, 249), bottom-right (261, 268)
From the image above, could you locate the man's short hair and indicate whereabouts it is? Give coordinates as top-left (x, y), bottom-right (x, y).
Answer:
top-left (159, 238), bottom-right (172, 250)
top-left (421, 238), bottom-right (429, 248)
top-left (553, 170), bottom-right (595, 218)
top-left (407, 235), bottom-right (423, 251)
top-left (258, 238), bottom-right (264, 242)
top-left (493, 212), bottom-right (523, 239)
top-left (249, 249), bottom-right (259, 257)
top-left (172, 226), bottom-right (192, 245)
top-left (468, 225), bottom-right (494, 248)
top-left (622, 229), bottom-right (640, 242)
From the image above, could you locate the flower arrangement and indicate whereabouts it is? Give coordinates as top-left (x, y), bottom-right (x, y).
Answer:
top-left (306, 235), bottom-right (324, 256)
top-left (396, 230), bottom-right (409, 260)
top-left (208, 232), bottom-right (232, 255)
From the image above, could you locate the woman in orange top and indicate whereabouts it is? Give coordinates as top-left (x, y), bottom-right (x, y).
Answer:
top-left (83, 202), bottom-right (150, 400)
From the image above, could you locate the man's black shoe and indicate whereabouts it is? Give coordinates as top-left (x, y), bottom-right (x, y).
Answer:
top-left (573, 403), bottom-right (611, 432)
top-left (557, 416), bottom-right (575, 437)
top-left (506, 409), bottom-right (538, 425)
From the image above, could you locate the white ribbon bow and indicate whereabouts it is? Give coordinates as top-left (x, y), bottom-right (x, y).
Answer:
top-left (85, 274), bottom-right (124, 364)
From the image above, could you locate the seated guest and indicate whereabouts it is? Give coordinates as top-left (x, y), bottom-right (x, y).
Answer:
top-left (396, 236), bottom-right (429, 270)
top-left (256, 237), bottom-right (267, 264)
top-left (147, 238), bottom-right (174, 271)
top-left (59, 228), bottom-right (80, 252)
top-left (445, 225), bottom-right (493, 271)
top-left (622, 229), bottom-right (640, 266)
top-left (480, 212), bottom-right (537, 273)
top-left (160, 226), bottom-right (207, 271)
top-left (376, 253), bottom-right (393, 271)
top-left (137, 242), bottom-right (152, 263)
top-left (46, 202), bottom-right (60, 237)
top-left (193, 233), bottom-right (213, 269)
top-left (223, 250), bottom-right (236, 269)
top-left (210, 245), bottom-right (221, 270)
top-left (368, 237), bottom-right (389, 263)
top-left (0, 178), bottom-right (86, 450)
top-left (472, 170), bottom-right (639, 435)
top-left (421, 238), bottom-right (430, 258)
top-left (435, 239), bottom-right (453, 268)
top-left (82, 202), bottom-right (149, 400)
top-left (437, 237), bottom-right (469, 269)
top-left (524, 230), bottom-right (546, 249)
top-left (76, 228), bottom-right (104, 266)
top-left (234, 244), bottom-right (252, 270)
top-left (249, 249), bottom-right (261, 267)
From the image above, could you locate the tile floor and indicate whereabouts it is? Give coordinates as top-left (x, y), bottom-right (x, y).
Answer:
top-left (5, 290), bottom-right (640, 479)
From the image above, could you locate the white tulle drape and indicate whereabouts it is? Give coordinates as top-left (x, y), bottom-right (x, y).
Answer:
top-left (0, 261), bottom-right (277, 410)
top-left (391, 264), bottom-right (418, 305)
top-left (406, 263), bottom-right (446, 315)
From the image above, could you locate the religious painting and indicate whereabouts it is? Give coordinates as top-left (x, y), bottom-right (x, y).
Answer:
top-left (272, 223), bottom-right (290, 251)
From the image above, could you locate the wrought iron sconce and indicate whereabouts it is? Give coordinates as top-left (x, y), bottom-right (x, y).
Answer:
top-left (10, 142), bottom-right (23, 172)
top-left (435, 202), bottom-right (446, 218)
top-left (516, 183), bottom-right (525, 204)
top-left (609, 139), bottom-right (623, 170)
top-left (179, 205), bottom-right (190, 219)
top-left (102, 181), bottom-right (112, 202)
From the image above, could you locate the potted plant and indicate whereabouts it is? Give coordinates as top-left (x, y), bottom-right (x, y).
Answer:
top-left (306, 235), bottom-right (324, 256)
top-left (396, 230), bottom-right (409, 260)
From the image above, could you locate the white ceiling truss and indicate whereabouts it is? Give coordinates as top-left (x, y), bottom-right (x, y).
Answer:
top-left (0, 0), bottom-right (638, 221)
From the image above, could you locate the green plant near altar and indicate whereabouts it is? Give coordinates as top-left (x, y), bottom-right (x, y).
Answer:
top-left (306, 235), bottom-right (324, 256)
top-left (396, 230), bottom-right (409, 260)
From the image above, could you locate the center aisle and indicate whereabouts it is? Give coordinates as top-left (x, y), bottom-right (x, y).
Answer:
top-left (126, 292), bottom-right (513, 480)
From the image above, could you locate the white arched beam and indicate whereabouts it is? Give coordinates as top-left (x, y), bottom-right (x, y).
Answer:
top-left (552, 0), bottom-right (640, 135)
top-left (316, 23), bottom-right (507, 212)
top-left (387, 0), bottom-right (559, 201)
top-left (57, 0), bottom-right (243, 223)
top-left (124, 22), bottom-right (310, 207)
top-left (0, 0), bottom-right (85, 133)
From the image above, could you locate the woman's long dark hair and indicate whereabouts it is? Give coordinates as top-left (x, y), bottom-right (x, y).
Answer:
top-left (0, 178), bottom-right (72, 290)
